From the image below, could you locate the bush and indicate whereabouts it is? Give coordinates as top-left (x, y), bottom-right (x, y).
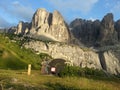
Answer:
top-left (82, 67), bottom-right (106, 77)
top-left (39, 53), bottom-right (52, 61)
top-left (59, 65), bottom-right (106, 77)
top-left (59, 66), bottom-right (80, 77)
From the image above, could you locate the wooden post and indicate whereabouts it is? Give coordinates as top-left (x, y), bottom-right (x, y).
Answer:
top-left (28, 64), bottom-right (31, 76)
top-left (0, 84), bottom-right (3, 90)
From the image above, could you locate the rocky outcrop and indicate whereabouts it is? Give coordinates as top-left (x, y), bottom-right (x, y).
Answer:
top-left (8, 26), bottom-right (17, 34)
top-left (17, 21), bottom-right (30, 35)
top-left (24, 41), bottom-right (120, 75)
top-left (103, 51), bottom-right (120, 74)
top-left (24, 41), bottom-right (102, 69)
top-left (98, 13), bottom-right (118, 45)
top-left (30, 8), bottom-right (70, 42)
top-left (8, 21), bottom-right (30, 35)
top-left (115, 20), bottom-right (120, 41)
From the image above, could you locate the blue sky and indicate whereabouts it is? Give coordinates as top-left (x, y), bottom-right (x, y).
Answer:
top-left (0, 0), bottom-right (120, 28)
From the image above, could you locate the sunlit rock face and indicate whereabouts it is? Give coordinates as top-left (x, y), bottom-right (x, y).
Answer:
top-left (30, 8), bottom-right (71, 42)
top-left (17, 21), bottom-right (30, 35)
top-left (8, 8), bottom-right (71, 42)
top-left (24, 40), bottom-right (120, 75)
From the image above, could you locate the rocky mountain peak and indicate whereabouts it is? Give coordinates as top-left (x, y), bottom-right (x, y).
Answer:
top-left (31, 8), bottom-right (50, 28)
top-left (30, 8), bottom-right (71, 42)
top-left (70, 13), bottom-right (119, 46)
top-left (52, 10), bottom-right (64, 25)
top-left (8, 8), bottom-right (71, 42)
top-left (102, 13), bottom-right (113, 21)
top-left (17, 21), bottom-right (30, 35)
top-left (101, 13), bottom-right (114, 31)
top-left (98, 13), bottom-right (117, 45)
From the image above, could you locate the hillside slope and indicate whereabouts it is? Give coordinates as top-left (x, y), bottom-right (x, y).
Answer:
top-left (0, 34), bottom-right (41, 70)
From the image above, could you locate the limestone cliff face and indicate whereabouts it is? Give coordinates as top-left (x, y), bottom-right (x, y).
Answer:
top-left (30, 8), bottom-right (50, 34)
top-left (50, 10), bottom-right (70, 42)
top-left (24, 41), bottom-right (120, 75)
top-left (103, 52), bottom-right (120, 74)
top-left (30, 8), bottom-right (70, 42)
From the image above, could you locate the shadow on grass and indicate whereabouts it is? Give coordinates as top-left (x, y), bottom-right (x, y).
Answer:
top-left (45, 82), bottom-right (82, 90)
top-left (84, 75), bottom-right (120, 83)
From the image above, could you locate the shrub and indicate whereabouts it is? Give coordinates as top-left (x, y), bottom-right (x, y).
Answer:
top-left (59, 66), bottom-right (80, 77)
top-left (59, 65), bottom-right (106, 77)
top-left (82, 67), bottom-right (106, 77)
top-left (39, 53), bottom-right (52, 61)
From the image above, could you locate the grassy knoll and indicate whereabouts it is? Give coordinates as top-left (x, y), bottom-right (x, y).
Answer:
top-left (0, 34), bottom-right (41, 70)
top-left (0, 69), bottom-right (120, 90)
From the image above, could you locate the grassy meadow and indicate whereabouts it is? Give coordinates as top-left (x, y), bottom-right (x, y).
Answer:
top-left (0, 69), bottom-right (120, 90)
top-left (0, 34), bottom-right (41, 70)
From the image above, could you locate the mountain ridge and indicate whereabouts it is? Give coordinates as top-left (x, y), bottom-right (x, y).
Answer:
top-left (70, 13), bottom-right (120, 47)
top-left (1, 8), bottom-right (120, 75)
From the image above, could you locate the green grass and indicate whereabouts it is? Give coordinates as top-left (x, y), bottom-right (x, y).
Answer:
top-left (0, 69), bottom-right (120, 90)
top-left (0, 34), bottom-right (41, 70)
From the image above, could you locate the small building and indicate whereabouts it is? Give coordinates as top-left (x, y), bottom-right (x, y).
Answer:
top-left (41, 58), bottom-right (66, 75)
